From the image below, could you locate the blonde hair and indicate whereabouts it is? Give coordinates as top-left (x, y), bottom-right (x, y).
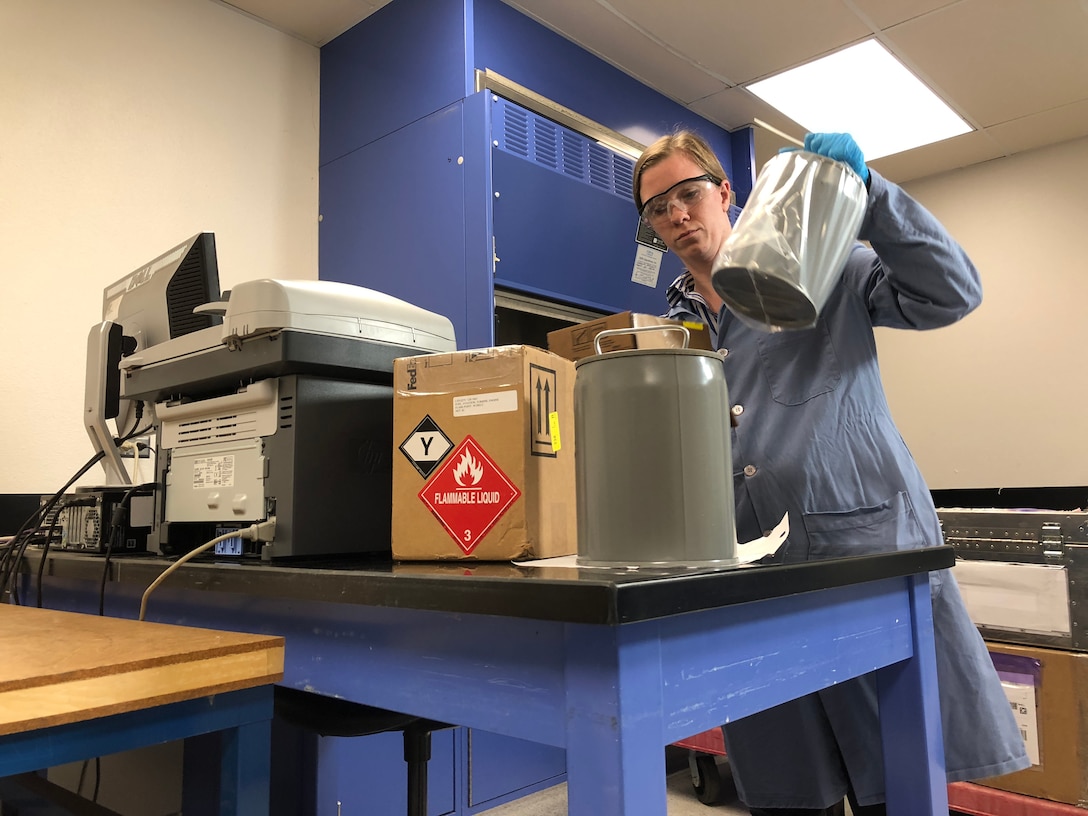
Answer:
top-left (632, 130), bottom-right (728, 211)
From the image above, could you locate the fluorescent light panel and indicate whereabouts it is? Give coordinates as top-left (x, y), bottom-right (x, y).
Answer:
top-left (746, 40), bottom-right (971, 160)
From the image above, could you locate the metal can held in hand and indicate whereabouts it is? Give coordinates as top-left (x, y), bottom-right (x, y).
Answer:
top-left (712, 150), bottom-right (868, 332)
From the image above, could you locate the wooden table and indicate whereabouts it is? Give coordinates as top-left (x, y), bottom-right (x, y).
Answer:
top-left (0, 603), bottom-right (284, 815)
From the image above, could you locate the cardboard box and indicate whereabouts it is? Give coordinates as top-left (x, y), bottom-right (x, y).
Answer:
top-left (976, 641), bottom-right (1088, 806)
top-left (392, 345), bottom-right (576, 561)
top-left (546, 312), bottom-right (713, 362)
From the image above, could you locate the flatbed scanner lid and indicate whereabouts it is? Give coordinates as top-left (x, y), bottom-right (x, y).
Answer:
top-left (122, 279), bottom-right (455, 369)
top-left (119, 279), bottom-right (456, 402)
top-left (205, 279), bottom-right (456, 351)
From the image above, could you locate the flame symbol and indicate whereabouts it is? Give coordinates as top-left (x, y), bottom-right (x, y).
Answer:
top-left (453, 450), bottom-right (484, 487)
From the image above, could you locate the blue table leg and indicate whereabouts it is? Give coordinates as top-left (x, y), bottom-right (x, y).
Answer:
top-left (877, 574), bottom-right (948, 815)
top-left (563, 622), bottom-right (668, 816)
top-left (220, 718), bottom-right (272, 816)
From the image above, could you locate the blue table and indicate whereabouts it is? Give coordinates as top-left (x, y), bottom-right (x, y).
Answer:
top-left (23, 546), bottom-right (952, 815)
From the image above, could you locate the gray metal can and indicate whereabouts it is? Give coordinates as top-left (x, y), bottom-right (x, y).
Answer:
top-left (574, 326), bottom-right (738, 567)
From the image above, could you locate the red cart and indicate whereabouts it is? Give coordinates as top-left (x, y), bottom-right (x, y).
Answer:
top-left (672, 727), bottom-right (728, 805)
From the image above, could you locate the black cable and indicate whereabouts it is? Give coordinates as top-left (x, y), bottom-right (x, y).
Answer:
top-left (119, 423), bottom-right (153, 444)
top-left (2, 466), bottom-right (98, 603)
top-left (0, 507), bottom-right (48, 598)
top-left (92, 756), bottom-right (101, 803)
top-left (116, 400), bottom-right (148, 444)
top-left (98, 525), bottom-right (118, 616)
top-left (98, 484), bottom-right (142, 616)
top-left (0, 450), bottom-right (105, 604)
top-left (3, 409), bottom-right (155, 603)
top-left (77, 759), bottom-right (88, 796)
top-left (2, 503), bottom-right (53, 606)
top-left (75, 756), bottom-right (102, 802)
top-left (35, 504), bottom-right (64, 608)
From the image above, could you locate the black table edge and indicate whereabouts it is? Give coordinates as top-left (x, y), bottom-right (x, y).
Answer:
top-left (18, 546), bottom-right (954, 626)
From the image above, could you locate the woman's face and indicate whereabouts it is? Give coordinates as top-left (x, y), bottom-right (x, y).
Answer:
top-left (638, 152), bottom-right (732, 273)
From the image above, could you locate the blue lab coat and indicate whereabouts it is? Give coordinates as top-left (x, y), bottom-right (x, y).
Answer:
top-left (665, 170), bottom-right (1030, 809)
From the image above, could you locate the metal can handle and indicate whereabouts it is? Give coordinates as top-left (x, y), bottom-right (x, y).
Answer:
top-left (593, 324), bottom-right (690, 355)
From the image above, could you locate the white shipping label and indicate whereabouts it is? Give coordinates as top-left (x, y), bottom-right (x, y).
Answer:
top-left (192, 455), bottom-right (236, 489)
top-left (453, 390), bottom-right (518, 417)
top-left (631, 244), bottom-right (662, 288)
top-left (1001, 681), bottom-right (1040, 766)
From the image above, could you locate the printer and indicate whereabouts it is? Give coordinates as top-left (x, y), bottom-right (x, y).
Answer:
top-left (120, 279), bottom-right (456, 560)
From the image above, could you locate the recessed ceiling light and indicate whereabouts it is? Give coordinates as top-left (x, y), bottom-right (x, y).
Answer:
top-left (746, 39), bottom-right (972, 160)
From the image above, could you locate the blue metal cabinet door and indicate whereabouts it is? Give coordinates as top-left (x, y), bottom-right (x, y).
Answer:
top-left (318, 101), bottom-right (475, 344)
top-left (490, 98), bottom-right (685, 315)
top-left (467, 729), bottom-right (565, 811)
top-left (320, 0), bottom-right (473, 164)
top-left (317, 729), bottom-right (458, 816)
top-left (318, 92), bottom-right (497, 350)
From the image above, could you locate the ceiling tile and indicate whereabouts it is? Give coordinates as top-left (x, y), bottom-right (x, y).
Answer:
top-left (505, 0), bottom-right (727, 105)
top-left (595, 0), bottom-right (872, 84)
top-left (869, 129), bottom-right (1005, 183)
top-left (848, 0), bottom-right (958, 30)
top-left (221, 0), bottom-right (393, 45)
top-left (881, 0), bottom-right (1088, 127)
top-left (985, 100), bottom-right (1088, 155)
top-left (689, 86), bottom-right (805, 133)
top-left (628, 59), bottom-right (730, 108)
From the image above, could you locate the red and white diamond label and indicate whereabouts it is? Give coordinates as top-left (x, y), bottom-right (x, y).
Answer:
top-left (419, 435), bottom-right (521, 554)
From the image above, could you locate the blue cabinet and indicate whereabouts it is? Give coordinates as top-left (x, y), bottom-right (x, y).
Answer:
top-left (315, 730), bottom-right (460, 816)
top-left (468, 729), bottom-right (565, 810)
top-left (277, 726), bottom-right (565, 815)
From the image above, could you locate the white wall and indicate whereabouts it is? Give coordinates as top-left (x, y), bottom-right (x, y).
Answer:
top-left (886, 136), bottom-right (1088, 490)
top-left (0, 0), bottom-right (319, 493)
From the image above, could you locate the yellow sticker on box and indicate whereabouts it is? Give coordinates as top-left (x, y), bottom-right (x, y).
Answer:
top-left (549, 412), bottom-right (561, 452)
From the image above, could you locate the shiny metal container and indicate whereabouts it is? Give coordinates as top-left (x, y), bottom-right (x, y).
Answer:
top-left (712, 150), bottom-right (867, 332)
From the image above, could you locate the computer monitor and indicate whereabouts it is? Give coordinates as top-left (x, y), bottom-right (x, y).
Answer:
top-left (85, 233), bottom-right (223, 485)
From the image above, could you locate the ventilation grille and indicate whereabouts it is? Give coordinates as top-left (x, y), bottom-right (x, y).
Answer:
top-left (493, 98), bottom-right (635, 201)
top-left (63, 505), bottom-right (102, 548)
top-left (37, 497), bottom-right (64, 542)
top-left (278, 394), bottom-right (295, 429)
top-left (174, 410), bottom-right (262, 447)
top-left (165, 235), bottom-right (220, 338)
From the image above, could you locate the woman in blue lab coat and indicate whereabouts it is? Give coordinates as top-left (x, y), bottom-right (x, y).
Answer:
top-left (632, 130), bottom-right (1029, 815)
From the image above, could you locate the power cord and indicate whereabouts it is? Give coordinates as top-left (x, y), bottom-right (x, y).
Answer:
top-left (0, 450), bottom-right (105, 604)
top-left (116, 400), bottom-right (147, 443)
top-left (5, 417), bottom-right (153, 604)
top-left (138, 518), bottom-right (276, 621)
top-left (34, 496), bottom-right (96, 608)
top-left (131, 439), bottom-right (154, 484)
top-left (99, 484), bottom-right (145, 616)
top-left (76, 756), bottom-right (101, 803)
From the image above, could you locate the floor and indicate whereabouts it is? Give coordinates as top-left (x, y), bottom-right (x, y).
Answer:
top-left (480, 753), bottom-right (751, 815)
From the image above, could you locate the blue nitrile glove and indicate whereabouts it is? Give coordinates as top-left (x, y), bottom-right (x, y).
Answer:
top-left (802, 132), bottom-right (870, 184)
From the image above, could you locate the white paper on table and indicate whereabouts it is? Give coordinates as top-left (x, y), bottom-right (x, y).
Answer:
top-left (514, 512), bottom-right (789, 570)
